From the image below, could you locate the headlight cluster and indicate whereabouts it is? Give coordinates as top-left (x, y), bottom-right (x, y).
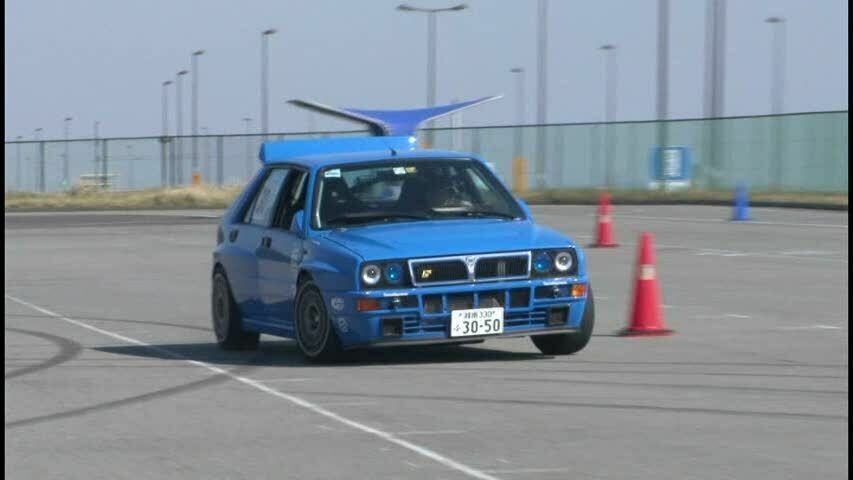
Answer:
top-left (360, 261), bottom-right (409, 288)
top-left (531, 249), bottom-right (577, 277)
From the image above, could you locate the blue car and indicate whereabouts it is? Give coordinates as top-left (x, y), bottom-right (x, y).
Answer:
top-left (211, 97), bottom-right (594, 361)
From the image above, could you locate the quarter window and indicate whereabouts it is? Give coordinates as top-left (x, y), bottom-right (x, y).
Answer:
top-left (245, 169), bottom-right (289, 226)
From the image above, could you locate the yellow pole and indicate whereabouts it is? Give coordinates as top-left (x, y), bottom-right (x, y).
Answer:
top-left (512, 156), bottom-right (528, 193)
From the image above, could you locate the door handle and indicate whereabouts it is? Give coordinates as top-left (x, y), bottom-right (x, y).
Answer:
top-left (261, 236), bottom-right (272, 248)
top-left (229, 229), bottom-right (239, 242)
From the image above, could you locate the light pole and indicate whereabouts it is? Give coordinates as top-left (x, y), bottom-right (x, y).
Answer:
top-left (15, 136), bottom-right (23, 190)
top-left (396, 3), bottom-right (468, 145)
top-left (175, 69), bottom-right (189, 185)
top-left (704, 0), bottom-right (726, 187)
top-left (34, 128), bottom-right (44, 192)
top-left (510, 67), bottom-right (526, 157)
top-left (243, 117), bottom-right (253, 179)
top-left (599, 44), bottom-right (617, 187)
top-left (63, 116), bottom-right (73, 187)
top-left (201, 126), bottom-right (211, 182)
top-left (126, 145), bottom-right (136, 190)
top-left (765, 17), bottom-right (786, 115)
top-left (535, 0), bottom-right (548, 188)
top-left (766, 16), bottom-right (786, 187)
top-left (93, 120), bottom-right (100, 183)
top-left (191, 49), bottom-right (205, 183)
top-left (261, 28), bottom-right (277, 137)
top-left (161, 80), bottom-right (173, 186)
top-left (656, 0), bottom-right (670, 151)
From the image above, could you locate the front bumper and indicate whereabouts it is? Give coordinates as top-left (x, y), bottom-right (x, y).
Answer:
top-left (324, 276), bottom-right (590, 349)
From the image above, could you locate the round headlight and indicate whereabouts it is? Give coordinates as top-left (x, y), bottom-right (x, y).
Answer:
top-left (383, 263), bottom-right (404, 284)
top-left (533, 252), bottom-right (552, 273)
top-left (554, 251), bottom-right (574, 272)
top-left (361, 264), bottom-right (381, 286)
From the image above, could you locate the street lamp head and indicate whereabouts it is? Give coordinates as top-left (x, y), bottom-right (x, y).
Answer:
top-left (448, 4), bottom-right (468, 11)
top-left (396, 4), bottom-right (416, 11)
top-left (65, 117), bottom-right (73, 121)
top-left (262, 28), bottom-right (277, 35)
top-left (163, 80), bottom-right (173, 86)
top-left (193, 50), bottom-right (205, 56)
top-left (765, 16), bottom-right (785, 23)
top-left (510, 67), bottom-right (524, 73)
top-left (177, 70), bottom-right (189, 76)
top-left (599, 44), bottom-right (616, 51)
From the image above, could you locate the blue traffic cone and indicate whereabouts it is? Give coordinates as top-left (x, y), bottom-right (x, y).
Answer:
top-left (731, 182), bottom-right (751, 221)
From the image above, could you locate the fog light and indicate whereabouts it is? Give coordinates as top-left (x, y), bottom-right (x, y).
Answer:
top-left (381, 318), bottom-right (403, 337)
top-left (357, 298), bottom-right (381, 312)
top-left (571, 283), bottom-right (587, 297)
top-left (547, 307), bottom-right (569, 326)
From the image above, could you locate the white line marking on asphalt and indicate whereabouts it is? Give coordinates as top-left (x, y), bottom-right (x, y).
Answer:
top-left (252, 377), bottom-right (314, 383)
top-left (695, 313), bottom-right (752, 319)
top-left (779, 250), bottom-right (837, 256)
top-left (483, 467), bottom-right (570, 474)
top-left (318, 401), bottom-right (377, 407)
top-left (496, 458), bottom-right (512, 465)
top-left (404, 461), bottom-right (420, 469)
top-left (396, 430), bottom-right (468, 436)
top-left (781, 325), bottom-right (843, 330)
top-left (4, 293), bottom-right (502, 480)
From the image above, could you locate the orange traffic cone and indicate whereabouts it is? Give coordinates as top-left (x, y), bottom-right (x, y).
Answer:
top-left (590, 193), bottom-right (618, 247)
top-left (620, 232), bottom-right (673, 336)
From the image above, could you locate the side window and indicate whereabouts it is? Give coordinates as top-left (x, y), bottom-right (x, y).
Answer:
top-left (245, 169), bottom-right (289, 226)
top-left (274, 170), bottom-right (308, 231)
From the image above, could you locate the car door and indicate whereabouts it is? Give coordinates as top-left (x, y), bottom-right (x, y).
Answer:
top-left (257, 168), bottom-right (309, 331)
top-left (228, 167), bottom-right (290, 321)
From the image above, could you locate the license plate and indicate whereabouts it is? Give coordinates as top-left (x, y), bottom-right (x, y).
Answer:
top-left (450, 307), bottom-right (504, 337)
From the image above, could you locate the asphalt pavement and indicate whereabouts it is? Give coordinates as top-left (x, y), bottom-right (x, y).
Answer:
top-left (4, 205), bottom-right (848, 480)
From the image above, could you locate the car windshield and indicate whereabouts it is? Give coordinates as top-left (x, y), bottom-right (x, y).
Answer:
top-left (313, 159), bottom-right (524, 229)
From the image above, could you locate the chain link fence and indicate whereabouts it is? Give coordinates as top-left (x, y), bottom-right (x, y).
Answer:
top-left (5, 111), bottom-right (847, 194)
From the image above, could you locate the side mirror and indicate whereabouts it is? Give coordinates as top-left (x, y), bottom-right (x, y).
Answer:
top-left (290, 210), bottom-right (306, 236)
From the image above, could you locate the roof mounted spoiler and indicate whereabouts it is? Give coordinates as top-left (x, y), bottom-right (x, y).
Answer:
top-left (288, 95), bottom-right (502, 137)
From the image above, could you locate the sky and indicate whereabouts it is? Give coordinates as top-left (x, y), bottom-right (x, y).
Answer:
top-left (4, 0), bottom-right (849, 141)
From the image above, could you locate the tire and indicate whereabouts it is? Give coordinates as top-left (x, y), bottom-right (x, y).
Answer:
top-left (211, 271), bottom-right (260, 350)
top-left (531, 287), bottom-right (595, 355)
top-left (294, 281), bottom-right (343, 362)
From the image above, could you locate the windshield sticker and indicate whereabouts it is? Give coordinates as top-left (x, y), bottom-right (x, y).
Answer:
top-left (405, 166), bottom-right (417, 173)
top-left (392, 167), bottom-right (407, 175)
top-left (324, 169), bottom-right (341, 178)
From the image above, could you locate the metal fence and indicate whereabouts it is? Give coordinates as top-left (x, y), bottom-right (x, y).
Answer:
top-left (5, 110), bottom-right (848, 194)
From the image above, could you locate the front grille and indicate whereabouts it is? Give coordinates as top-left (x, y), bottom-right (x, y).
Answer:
top-left (509, 288), bottom-right (530, 308)
top-left (423, 295), bottom-right (443, 313)
top-left (411, 260), bottom-right (468, 284)
top-left (409, 251), bottom-right (531, 286)
top-left (447, 293), bottom-right (474, 311)
top-left (478, 291), bottom-right (505, 308)
top-left (475, 255), bottom-right (529, 280)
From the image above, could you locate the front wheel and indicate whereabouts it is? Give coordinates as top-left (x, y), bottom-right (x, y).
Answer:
top-left (294, 281), bottom-right (343, 362)
top-left (531, 287), bottom-right (595, 355)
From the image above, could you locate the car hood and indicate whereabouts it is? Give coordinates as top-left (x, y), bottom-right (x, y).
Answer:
top-left (320, 219), bottom-right (574, 260)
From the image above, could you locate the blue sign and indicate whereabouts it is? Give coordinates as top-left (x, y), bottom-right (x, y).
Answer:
top-left (649, 146), bottom-right (692, 189)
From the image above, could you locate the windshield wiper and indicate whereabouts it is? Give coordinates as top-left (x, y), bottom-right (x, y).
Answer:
top-left (326, 213), bottom-right (431, 226)
top-left (453, 210), bottom-right (519, 220)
